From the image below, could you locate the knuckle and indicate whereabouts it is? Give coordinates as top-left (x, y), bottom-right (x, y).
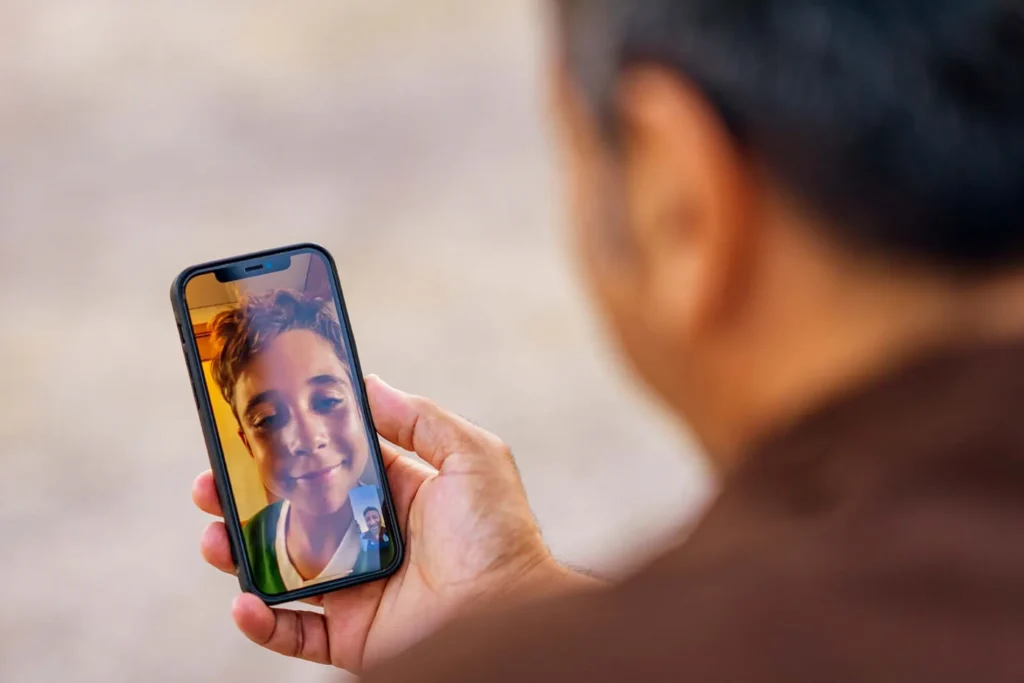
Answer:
top-left (289, 613), bottom-right (305, 658)
top-left (450, 416), bottom-right (509, 459)
top-left (481, 433), bottom-right (514, 461)
top-left (412, 395), bottom-right (441, 417)
top-left (449, 432), bottom-right (478, 456)
top-left (493, 439), bottom-right (523, 475)
top-left (494, 439), bottom-right (514, 460)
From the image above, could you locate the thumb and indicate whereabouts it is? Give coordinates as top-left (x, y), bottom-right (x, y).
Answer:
top-left (365, 375), bottom-right (493, 470)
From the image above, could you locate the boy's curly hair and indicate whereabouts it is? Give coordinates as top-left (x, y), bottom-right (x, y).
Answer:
top-left (209, 289), bottom-right (348, 413)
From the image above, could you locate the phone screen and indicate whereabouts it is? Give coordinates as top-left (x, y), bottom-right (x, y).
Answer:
top-left (181, 247), bottom-right (397, 597)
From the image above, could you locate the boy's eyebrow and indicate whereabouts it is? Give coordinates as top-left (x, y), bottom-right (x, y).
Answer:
top-left (308, 374), bottom-right (349, 388)
top-left (243, 390), bottom-right (279, 418)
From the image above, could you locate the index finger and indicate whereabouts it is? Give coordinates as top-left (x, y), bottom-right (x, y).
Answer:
top-left (192, 470), bottom-right (224, 517)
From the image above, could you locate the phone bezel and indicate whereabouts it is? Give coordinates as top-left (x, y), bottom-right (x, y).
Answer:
top-left (170, 242), bottom-right (405, 605)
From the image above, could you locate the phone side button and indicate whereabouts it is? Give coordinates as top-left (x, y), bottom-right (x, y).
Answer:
top-left (227, 537), bottom-right (239, 570)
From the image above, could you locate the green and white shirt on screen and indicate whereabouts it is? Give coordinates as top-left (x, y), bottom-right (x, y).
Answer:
top-left (275, 499), bottom-right (364, 591)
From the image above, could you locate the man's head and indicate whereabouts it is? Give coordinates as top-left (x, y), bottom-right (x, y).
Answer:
top-left (363, 507), bottom-right (382, 535)
top-left (551, 0), bottom-right (1024, 464)
top-left (210, 290), bottom-right (369, 516)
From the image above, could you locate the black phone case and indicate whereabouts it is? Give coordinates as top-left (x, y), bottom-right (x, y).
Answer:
top-left (169, 242), bottom-right (405, 605)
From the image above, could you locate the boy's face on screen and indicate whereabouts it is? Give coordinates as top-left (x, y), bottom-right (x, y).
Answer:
top-left (232, 328), bottom-right (369, 516)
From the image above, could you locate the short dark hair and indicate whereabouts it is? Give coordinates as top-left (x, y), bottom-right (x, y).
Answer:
top-left (363, 506), bottom-right (381, 520)
top-left (209, 289), bottom-right (349, 412)
top-left (555, 0), bottom-right (1024, 271)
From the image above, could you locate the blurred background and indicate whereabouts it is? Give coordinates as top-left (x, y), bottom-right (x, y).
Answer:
top-left (0, 1), bottom-right (711, 681)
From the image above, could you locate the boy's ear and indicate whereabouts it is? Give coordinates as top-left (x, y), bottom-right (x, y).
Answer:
top-left (238, 429), bottom-right (253, 455)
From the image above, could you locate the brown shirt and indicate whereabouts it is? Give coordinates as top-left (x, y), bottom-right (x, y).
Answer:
top-left (366, 340), bottom-right (1024, 683)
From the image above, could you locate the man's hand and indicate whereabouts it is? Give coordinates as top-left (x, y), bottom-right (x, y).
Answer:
top-left (192, 376), bottom-right (581, 673)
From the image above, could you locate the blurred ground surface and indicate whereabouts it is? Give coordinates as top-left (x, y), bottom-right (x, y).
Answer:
top-left (0, 2), bottom-right (711, 681)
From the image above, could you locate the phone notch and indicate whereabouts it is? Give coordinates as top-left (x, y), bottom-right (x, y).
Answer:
top-left (215, 254), bottom-right (292, 283)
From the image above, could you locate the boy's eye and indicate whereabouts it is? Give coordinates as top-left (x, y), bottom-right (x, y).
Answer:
top-left (252, 411), bottom-right (283, 431)
top-left (312, 395), bottom-right (344, 413)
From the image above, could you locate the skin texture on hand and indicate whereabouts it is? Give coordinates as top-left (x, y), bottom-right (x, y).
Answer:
top-left (193, 376), bottom-right (588, 674)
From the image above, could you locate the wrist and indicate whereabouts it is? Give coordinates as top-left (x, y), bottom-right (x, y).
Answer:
top-left (508, 554), bottom-right (606, 601)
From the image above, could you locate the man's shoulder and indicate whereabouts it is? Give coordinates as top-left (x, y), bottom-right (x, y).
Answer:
top-left (365, 494), bottom-right (1024, 683)
top-left (366, 520), bottom-right (923, 683)
top-left (363, 548), bottom-right (794, 683)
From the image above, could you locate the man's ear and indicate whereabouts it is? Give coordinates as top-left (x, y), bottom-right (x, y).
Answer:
top-left (618, 65), bottom-right (757, 337)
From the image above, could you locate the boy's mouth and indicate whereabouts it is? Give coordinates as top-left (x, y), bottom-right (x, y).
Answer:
top-left (292, 457), bottom-right (350, 484)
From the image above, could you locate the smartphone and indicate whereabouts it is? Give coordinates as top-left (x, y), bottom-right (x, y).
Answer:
top-left (170, 243), bottom-right (404, 605)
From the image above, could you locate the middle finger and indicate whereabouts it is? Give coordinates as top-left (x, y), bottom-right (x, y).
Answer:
top-left (192, 470), bottom-right (224, 517)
